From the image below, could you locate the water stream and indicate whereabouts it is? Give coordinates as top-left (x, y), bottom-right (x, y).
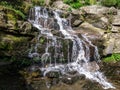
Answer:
top-left (28, 6), bottom-right (115, 89)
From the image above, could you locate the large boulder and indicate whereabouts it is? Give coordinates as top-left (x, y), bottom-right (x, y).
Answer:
top-left (80, 5), bottom-right (117, 16)
top-left (103, 33), bottom-right (120, 55)
top-left (76, 22), bottom-right (105, 36)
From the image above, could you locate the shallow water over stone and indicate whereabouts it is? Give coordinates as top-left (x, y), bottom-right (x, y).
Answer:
top-left (28, 6), bottom-right (115, 89)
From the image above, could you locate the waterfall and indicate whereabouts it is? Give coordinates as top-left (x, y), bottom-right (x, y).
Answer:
top-left (28, 6), bottom-right (115, 89)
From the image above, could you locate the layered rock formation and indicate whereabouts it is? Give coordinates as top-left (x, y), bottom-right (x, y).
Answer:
top-left (0, 1), bottom-right (120, 60)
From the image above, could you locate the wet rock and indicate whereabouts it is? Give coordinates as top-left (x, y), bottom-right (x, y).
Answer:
top-left (46, 71), bottom-right (60, 78)
top-left (82, 80), bottom-right (103, 90)
top-left (61, 75), bottom-right (82, 84)
top-left (83, 61), bottom-right (100, 72)
top-left (29, 65), bottom-right (40, 72)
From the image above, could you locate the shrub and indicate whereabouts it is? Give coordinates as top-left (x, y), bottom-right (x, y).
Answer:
top-left (103, 53), bottom-right (120, 62)
top-left (0, 1), bottom-right (26, 19)
top-left (116, 0), bottom-right (120, 8)
top-left (63, 0), bottom-right (97, 9)
top-left (70, 2), bottom-right (82, 9)
top-left (63, 0), bottom-right (82, 9)
top-left (101, 0), bottom-right (117, 7)
top-left (32, 0), bottom-right (45, 6)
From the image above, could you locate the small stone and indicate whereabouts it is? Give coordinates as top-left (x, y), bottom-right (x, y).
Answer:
top-left (72, 20), bottom-right (83, 27)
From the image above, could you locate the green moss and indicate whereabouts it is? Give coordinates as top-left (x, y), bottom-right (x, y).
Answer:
top-left (6, 35), bottom-right (25, 42)
top-left (0, 34), bottom-right (27, 51)
top-left (0, 41), bottom-right (13, 50)
top-left (103, 53), bottom-right (120, 63)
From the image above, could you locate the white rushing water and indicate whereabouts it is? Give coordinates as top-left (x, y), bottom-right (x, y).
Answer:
top-left (28, 6), bottom-right (115, 89)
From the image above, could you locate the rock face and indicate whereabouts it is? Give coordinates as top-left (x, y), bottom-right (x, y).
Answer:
top-left (0, 6), bottom-right (34, 59)
top-left (1, 1), bottom-right (120, 60)
top-left (80, 5), bottom-right (117, 16)
top-left (71, 5), bottom-right (120, 56)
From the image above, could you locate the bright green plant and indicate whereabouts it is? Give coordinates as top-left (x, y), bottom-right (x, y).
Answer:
top-left (63, 0), bottom-right (82, 9)
top-left (63, 0), bottom-right (97, 9)
top-left (103, 53), bottom-right (120, 62)
top-left (70, 2), bottom-right (82, 9)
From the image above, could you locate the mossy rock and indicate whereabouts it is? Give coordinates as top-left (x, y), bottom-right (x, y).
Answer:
top-left (0, 32), bottom-right (31, 57)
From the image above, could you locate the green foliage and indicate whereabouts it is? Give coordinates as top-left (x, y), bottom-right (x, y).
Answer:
top-left (0, 42), bottom-right (13, 50)
top-left (101, 0), bottom-right (120, 8)
top-left (0, 1), bottom-right (26, 19)
top-left (32, 0), bottom-right (45, 6)
top-left (63, 0), bottom-right (82, 9)
top-left (103, 53), bottom-right (120, 62)
top-left (63, 0), bottom-right (97, 9)
top-left (101, 0), bottom-right (117, 7)
top-left (116, 0), bottom-right (120, 8)
top-left (40, 37), bottom-right (45, 44)
top-left (70, 2), bottom-right (83, 9)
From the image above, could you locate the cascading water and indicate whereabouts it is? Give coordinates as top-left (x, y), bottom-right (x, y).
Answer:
top-left (28, 6), bottom-right (115, 89)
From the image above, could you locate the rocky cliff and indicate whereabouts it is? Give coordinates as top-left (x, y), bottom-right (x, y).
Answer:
top-left (0, 0), bottom-right (120, 61)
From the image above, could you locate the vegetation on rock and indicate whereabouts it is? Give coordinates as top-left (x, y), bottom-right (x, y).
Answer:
top-left (103, 53), bottom-right (120, 62)
top-left (63, 0), bottom-right (97, 9)
top-left (101, 0), bottom-right (120, 8)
